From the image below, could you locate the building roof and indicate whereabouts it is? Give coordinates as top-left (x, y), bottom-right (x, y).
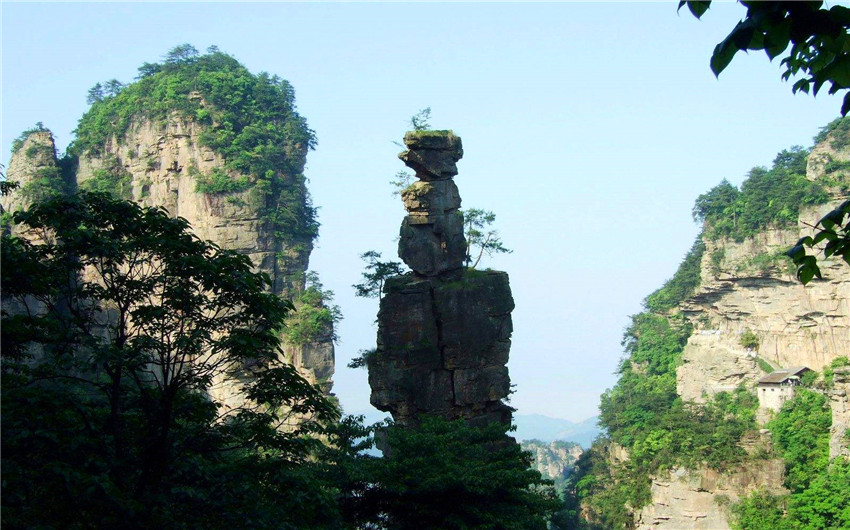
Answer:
top-left (758, 366), bottom-right (811, 385)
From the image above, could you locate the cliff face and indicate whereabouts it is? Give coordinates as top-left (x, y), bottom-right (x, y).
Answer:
top-left (5, 116), bottom-right (333, 408)
top-left (636, 127), bottom-right (850, 528)
top-left (677, 213), bottom-right (850, 404)
top-left (634, 460), bottom-right (787, 530)
top-left (520, 440), bottom-right (583, 485)
top-left (368, 131), bottom-right (515, 428)
top-left (2, 131), bottom-right (66, 229)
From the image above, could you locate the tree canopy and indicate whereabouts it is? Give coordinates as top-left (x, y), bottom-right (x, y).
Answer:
top-left (1, 191), bottom-right (337, 528)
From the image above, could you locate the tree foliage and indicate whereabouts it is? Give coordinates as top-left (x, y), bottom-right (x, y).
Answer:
top-left (680, 1), bottom-right (850, 115)
top-left (410, 107), bottom-right (432, 132)
top-left (644, 237), bottom-right (704, 312)
top-left (694, 146), bottom-right (829, 242)
top-left (353, 417), bottom-right (560, 530)
top-left (767, 389), bottom-right (831, 493)
top-left (10, 121), bottom-right (49, 154)
top-left (463, 208), bottom-right (512, 269)
top-left (283, 271), bottom-right (342, 346)
top-left (730, 391), bottom-right (849, 530)
top-left (72, 45), bottom-right (319, 247)
top-left (1, 192), bottom-right (338, 528)
top-left (352, 250), bottom-right (407, 299)
top-left (788, 198), bottom-right (850, 284)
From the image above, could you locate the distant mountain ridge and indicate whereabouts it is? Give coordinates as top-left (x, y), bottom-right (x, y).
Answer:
top-left (512, 414), bottom-right (600, 448)
top-left (348, 409), bottom-right (600, 448)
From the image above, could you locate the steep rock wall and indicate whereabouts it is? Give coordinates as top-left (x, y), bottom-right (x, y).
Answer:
top-left (6, 120), bottom-right (334, 408)
top-left (2, 131), bottom-right (65, 228)
top-left (521, 440), bottom-right (583, 484)
top-left (75, 115), bottom-right (333, 404)
top-left (677, 211), bottom-right (850, 403)
top-left (640, 127), bottom-right (850, 528)
top-left (634, 460), bottom-right (787, 530)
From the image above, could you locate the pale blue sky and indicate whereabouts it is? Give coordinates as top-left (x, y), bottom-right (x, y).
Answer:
top-left (2, 2), bottom-right (844, 421)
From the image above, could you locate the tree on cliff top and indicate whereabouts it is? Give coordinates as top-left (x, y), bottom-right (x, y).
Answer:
top-left (680, 2), bottom-right (850, 282)
top-left (353, 250), bottom-right (407, 299)
top-left (1, 191), bottom-right (337, 528)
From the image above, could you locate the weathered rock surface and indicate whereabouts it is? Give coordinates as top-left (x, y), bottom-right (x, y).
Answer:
top-left (74, 115), bottom-right (333, 401)
top-left (370, 131), bottom-right (515, 429)
top-left (369, 271), bottom-right (514, 427)
top-left (634, 461), bottom-right (787, 530)
top-left (520, 440), bottom-right (583, 484)
top-left (830, 366), bottom-right (850, 459)
top-left (677, 127), bottom-right (850, 405)
top-left (2, 131), bottom-right (63, 227)
top-left (646, 125), bottom-right (850, 529)
top-left (398, 130), bottom-right (463, 181)
top-left (5, 118), bottom-right (334, 408)
top-left (397, 131), bottom-right (466, 276)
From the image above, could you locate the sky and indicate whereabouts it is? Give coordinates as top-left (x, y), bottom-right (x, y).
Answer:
top-left (2, 2), bottom-right (845, 422)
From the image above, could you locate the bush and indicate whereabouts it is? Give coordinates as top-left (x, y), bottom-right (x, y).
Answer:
top-left (282, 272), bottom-right (342, 346)
top-left (740, 329), bottom-right (760, 350)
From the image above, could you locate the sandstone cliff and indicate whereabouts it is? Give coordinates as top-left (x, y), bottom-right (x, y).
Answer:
top-left (637, 125), bottom-right (850, 528)
top-left (520, 440), bottom-right (583, 486)
top-left (4, 115), bottom-right (334, 408)
top-left (2, 130), bottom-right (67, 232)
top-left (634, 460), bottom-right (787, 530)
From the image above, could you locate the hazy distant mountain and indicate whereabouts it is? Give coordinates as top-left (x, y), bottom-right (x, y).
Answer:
top-left (346, 409), bottom-right (601, 449)
top-left (512, 414), bottom-right (600, 448)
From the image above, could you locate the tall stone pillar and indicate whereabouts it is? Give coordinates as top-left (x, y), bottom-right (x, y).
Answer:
top-left (368, 131), bottom-right (515, 428)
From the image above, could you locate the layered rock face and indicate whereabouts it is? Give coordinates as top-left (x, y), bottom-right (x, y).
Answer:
top-left (677, 216), bottom-right (850, 405)
top-left (4, 121), bottom-right (334, 408)
top-left (521, 440), bottom-right (583, 484)
top-left (368, 131), bottom-right (515, 427)
top-left (635, 127), bottom-right (850, 529)
top-left (677, 131), bottom-right (850, 407)
top-left (830, 366), bottom-right (850, 459)
top-left (634, 460), bottom-right (787, 530)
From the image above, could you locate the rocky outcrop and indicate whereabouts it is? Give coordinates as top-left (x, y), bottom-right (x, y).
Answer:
top-left (74, 115), bottom-right (333, 403)
top-left (830, 366), bottom-right (850, 459)
top-left (369, 131), bottom-right (515, 428)
top-left (2, 131), bottom-right (64, 230)
top-left (677, 133), bottom-right (850, 403)
top-left (4, 118), bottom-right (334, 408)
top-left (648, 126), bottom-right (850, 528)
top-left (397, 131), bottom-right (466, 277)
top-left (521, 440), bottom-right (583, 485)
top-left (634, 460), bottom-right (787, 530)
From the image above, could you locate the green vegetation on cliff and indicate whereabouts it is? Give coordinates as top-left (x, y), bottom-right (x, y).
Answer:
top-left (71, 45), bottom-right (319, 244)
top-left (283, 272), bottom-right (342, 346)
top-left (2, 192), bottom-right (557, 529)
top-left (567, 274), bottom-right (761, 528)
top-left (693, 146), bottom-right (829, 242)
top-left (568, 126), bottom-right (850, 529)
top-left (730, 389), bottom-right (850, 530)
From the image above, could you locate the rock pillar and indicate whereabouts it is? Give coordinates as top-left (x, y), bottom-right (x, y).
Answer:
top-left (368, 131), bottom-right (514, 428)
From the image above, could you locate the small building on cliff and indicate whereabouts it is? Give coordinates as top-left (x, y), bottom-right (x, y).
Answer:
top-left (757, 366), bottom-right (811, 411)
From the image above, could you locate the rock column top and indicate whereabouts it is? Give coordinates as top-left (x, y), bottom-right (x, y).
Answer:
top-left (397, 130), bottom-right (467, 276)
top-left (398, 130), bottom-right (463, 181)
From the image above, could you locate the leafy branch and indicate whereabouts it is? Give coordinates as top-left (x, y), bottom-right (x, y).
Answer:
top-left (787, 199), bottom-right (850, 284)
top-left (680, 1), bottom-right (850, 115)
